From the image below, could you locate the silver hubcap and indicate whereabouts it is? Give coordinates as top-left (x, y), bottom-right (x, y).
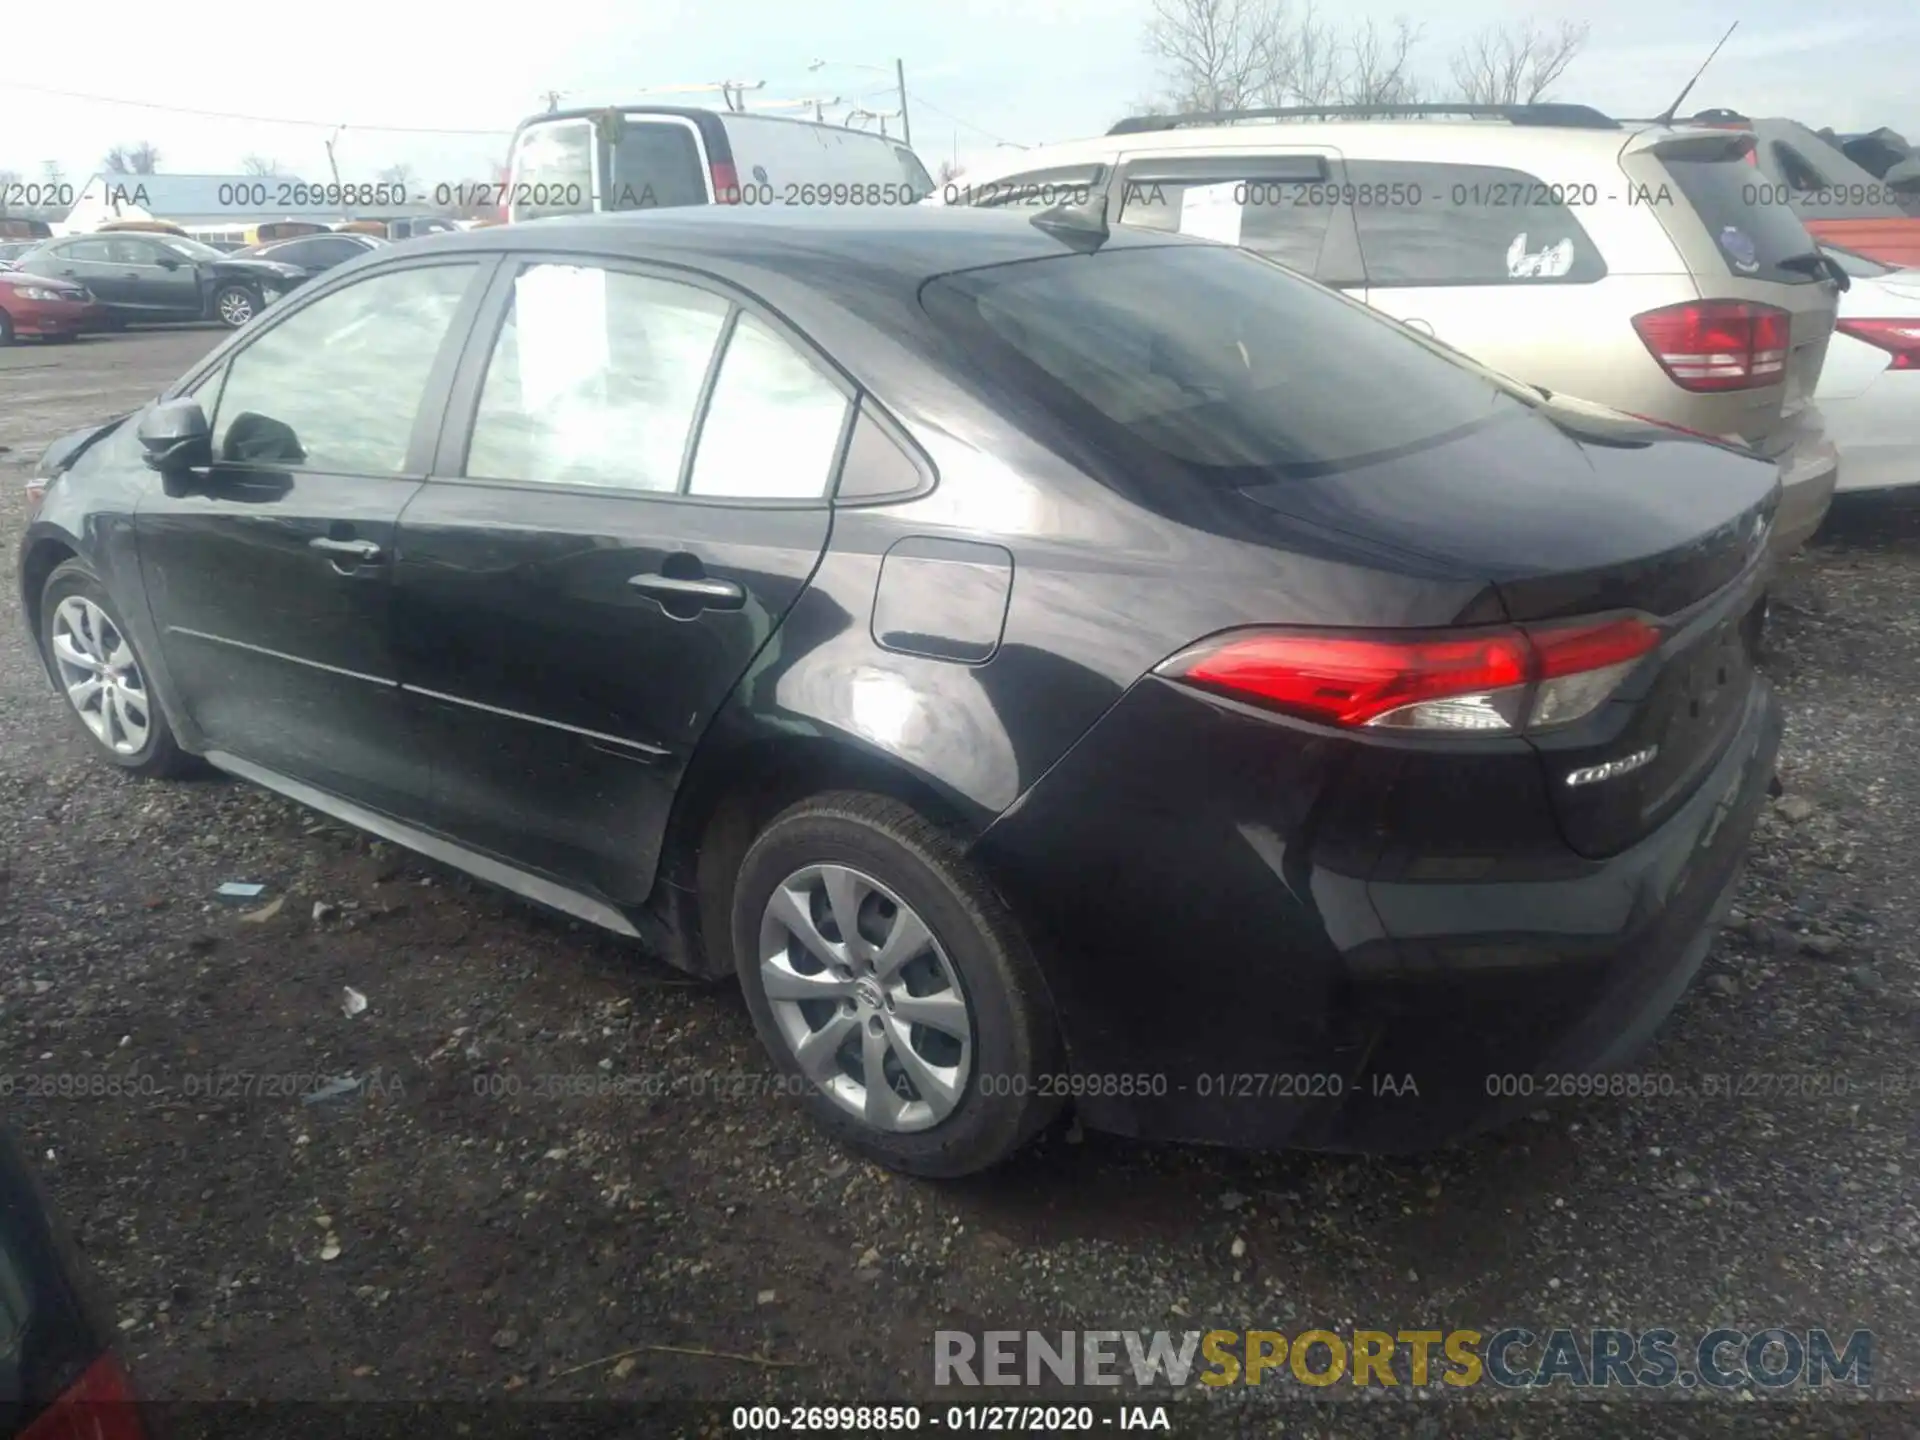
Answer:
top-left (759, 863), bottom-right (972, 1133)
top-left (51, 596), bottom-right (151, 755)
top-left (219, 290), bottom-right (253, 324)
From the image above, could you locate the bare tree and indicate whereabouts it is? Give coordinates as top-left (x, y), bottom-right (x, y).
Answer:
top-left (936, 158), bottom-right (963, 185)
top-left (104, 143), bottom-right (162, 175)
top-left (41, 160), bottom-right (66, 192)
top-left (1342, 17), bottom-right (1423, 105)
top-left (0, 170), bottom-right (18, 215)
top-left (241, 154), bottom-right (281, 176)
top-left (377, 163), bottom-right (417, 188)
top-left (1448, 19), bottom-right (1590, 105)
top-left (1143, 0), bottom-right (1286, 112)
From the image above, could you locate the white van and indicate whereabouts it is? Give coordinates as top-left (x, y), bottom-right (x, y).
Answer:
top-left (504, 106), bottom-right (938, 223)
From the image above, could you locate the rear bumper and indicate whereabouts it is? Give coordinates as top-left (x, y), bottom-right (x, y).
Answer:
top-left (1764, 420), bottom-right (1838, 555)
top-left (974, 672), bottom-right (1782, 1154)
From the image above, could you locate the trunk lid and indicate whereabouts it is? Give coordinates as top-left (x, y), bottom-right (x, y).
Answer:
top-left (1238, 398), bottom-right (1778, 857)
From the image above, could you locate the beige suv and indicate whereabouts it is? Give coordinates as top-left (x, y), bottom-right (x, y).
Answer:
top-left (944, 104), bottom-right (1844, 554)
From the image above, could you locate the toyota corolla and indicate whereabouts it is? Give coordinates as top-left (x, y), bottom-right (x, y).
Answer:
top-left (17, 206), bottom-right (1783, 1176)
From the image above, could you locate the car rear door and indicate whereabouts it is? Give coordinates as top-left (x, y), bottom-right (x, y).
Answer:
top-left (111, 236), bottom-right (202, 317)
top-left (1107, 145), bottom-right (1363, 287)
top-left (136, 257), bottom-right (492, 815)
top-left (392, 254), bottom-right (847, 905)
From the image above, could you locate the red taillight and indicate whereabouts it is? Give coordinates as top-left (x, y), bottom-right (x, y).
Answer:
top-left (710, 160), bottom-right (740, 205)
top-left (1633, 301), bottom-right (1791, 393)
top-left (1160, 617), bottom-right (1661, 734)
top-left (1836, 317), bottom-right (1920, 371)
top-left (19, 1355), bottom-right (146, 1440)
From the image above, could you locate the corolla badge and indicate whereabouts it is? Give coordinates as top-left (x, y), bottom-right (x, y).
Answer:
top-left (1566, 745), bottom-right (1658, 787)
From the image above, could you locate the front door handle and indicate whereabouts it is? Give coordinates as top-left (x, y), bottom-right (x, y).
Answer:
top-left (627, 572), bottom-right (745, 612)
top-left (309, 536), bottom-right (383, 563)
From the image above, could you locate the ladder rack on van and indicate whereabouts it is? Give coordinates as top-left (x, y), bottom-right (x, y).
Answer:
top-left (1107, 103), bottom-right (1621, 136)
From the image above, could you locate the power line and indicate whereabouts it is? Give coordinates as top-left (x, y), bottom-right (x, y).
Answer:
top-left (0, 80), bottom-right (513, 136)
top-left (908, 92), bottom-right (1025, 148)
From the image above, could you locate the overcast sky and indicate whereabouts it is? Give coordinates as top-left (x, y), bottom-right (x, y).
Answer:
top-left (2, 0), bottom-right (1915, 190)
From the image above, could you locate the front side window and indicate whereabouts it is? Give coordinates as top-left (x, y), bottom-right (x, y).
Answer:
top-left (688, 313), bottom-right (850, 499)
top-left (1348, 160), bottom-right (1606, 286)
top-left (210, 263), bottom-right (477, 473)
top-left (1118, 172), bottom-right (1337, 276)
top-left (466, 265), bottom-right (730, 491)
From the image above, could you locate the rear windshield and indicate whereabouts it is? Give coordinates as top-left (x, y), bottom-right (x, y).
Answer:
top-left (1659, 156), bottom-right (1822, 284)
top-left (511, 121), bottom-right (595, 219)
top-left (608, 122), bottom-right (709, 210)
top-left (921, 244), bottom-right (1531, 482)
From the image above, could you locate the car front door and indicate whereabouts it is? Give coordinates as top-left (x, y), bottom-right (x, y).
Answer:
top-left (109, 237), bottom-right (202, 317)
top-left (392, 257), bottom-right (847, 904)
top-left (135, 257), bottom-right (491, 815)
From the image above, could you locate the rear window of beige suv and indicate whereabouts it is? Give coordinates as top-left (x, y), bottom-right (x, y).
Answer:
top-left (1658, 155), bottom-right (1825, 285)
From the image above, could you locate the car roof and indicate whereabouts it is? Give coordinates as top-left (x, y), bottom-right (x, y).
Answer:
top-left (390, 204), bottom-right (1187, 290)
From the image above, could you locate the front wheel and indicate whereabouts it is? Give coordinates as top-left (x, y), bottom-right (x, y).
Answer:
top-left (40, 560), bottom-right (192, 777)
top-left (213, 284), bottom-right (260, 328)
top-left (732, 792), bottom-right (1061, 1177)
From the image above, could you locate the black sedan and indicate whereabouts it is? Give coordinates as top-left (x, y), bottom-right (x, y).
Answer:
top-left (1, 1129), bottom-right (145, 1438)
top-left (15, 207), bottom-right (1783, 1176)
top-left (10, 232), bottom-right (302, 329)
top-left (231, 230), bottom-right (388, 275)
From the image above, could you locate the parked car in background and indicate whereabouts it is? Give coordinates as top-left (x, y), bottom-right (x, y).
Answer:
top-left (950, 103), bottom-right (1846, 555)
top-left (233, 230), bottom-right (388, 279)
top-left (19, 207), bottom-right (1783, 1175)
top-left (12, 232), bottom-right (303, 329)
top-left (0, 271), bottom-right (104, 345)
top-left (505, 105), bottom-right (936, 223)
top-left (1669, 111), bottom-right (1920, 265)
top-left (0, 240), bottom-right (43, 270)
top-left (1816, 243), bottom-right (1920, 495)
top-left (1, 1128), bottom-right (147, 1439)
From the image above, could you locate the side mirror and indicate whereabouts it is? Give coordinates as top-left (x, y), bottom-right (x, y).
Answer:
top-left (137, 399), bottom-right (212, 473)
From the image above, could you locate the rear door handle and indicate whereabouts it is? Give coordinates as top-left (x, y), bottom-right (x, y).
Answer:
top-left (627, 572), bottom-right (745, 611)
top-left (309, 536), bottom-right (383, 563)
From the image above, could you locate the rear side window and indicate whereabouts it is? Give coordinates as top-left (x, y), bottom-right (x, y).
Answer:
top-left (467, 265), bottom-right (729, 491)
top-left (688, 313), bottom-right (851, 499)
top-left (1348, 161), bottom-right (1606, 286)
top-left (608, 122), bottom-right (708, 210)
top-left (1659, 156), bottom-right (1822, 284)
top-left (921, 244), bottom-right (1531, 482)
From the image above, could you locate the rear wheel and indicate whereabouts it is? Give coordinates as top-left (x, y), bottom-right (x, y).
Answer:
top-left (40, 560), bottom-right (191, 778)
top-left (732, 792), bottom-right (1060, 1177)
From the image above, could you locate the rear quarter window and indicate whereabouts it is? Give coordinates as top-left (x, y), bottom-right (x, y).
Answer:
top-left (1658, 156), bottom-right (1823, 284)
top-left (1347, 160), bottom-right (1607, 286)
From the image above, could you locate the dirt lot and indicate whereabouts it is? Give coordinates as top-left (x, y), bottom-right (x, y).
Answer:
top-left (2, 329), bottom-right (1916, 1436)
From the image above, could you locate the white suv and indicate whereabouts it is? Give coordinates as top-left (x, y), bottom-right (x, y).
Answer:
top-left (943, 104), bottom-right (1846, 554)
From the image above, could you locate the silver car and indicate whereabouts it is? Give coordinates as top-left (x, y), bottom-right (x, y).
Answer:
top-left (947, 104), bottom-right (1846, 554)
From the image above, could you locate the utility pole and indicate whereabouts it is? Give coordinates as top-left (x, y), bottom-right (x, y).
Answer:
top-left (894, 58), bottom-right (911, 148)
top-left (324, 127), bottom-right (344, 191)
top-left (542, 90), bottom-right (564, 113)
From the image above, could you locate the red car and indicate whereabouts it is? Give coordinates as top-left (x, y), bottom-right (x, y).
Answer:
top-left (0, 272), bottom-right (104, 345)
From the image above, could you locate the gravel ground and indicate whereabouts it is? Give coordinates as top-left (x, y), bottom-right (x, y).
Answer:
top-left (1, 330), bottom-right (1915, 1438)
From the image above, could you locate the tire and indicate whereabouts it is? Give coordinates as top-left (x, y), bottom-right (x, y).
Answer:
top-left (39, 560), bottom-right (192, 778)
top-left (732, 791), bottom-right (1061, 1177)
top-left (0, 310), bottom-right (13, 346)
top-left (212, 284), bottom-right (259, 329)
